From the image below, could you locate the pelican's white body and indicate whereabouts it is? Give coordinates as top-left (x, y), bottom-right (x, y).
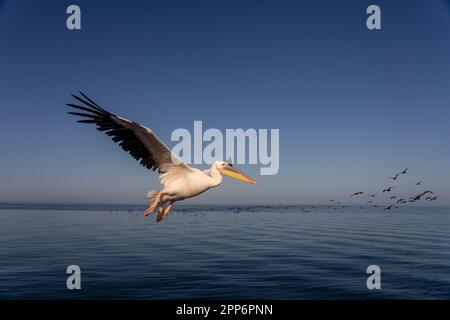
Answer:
top-left (157, 163), bottom-right (223, 203)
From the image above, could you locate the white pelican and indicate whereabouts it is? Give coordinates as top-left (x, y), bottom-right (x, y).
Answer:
top-left (67, 92), bottom-right (256, 222)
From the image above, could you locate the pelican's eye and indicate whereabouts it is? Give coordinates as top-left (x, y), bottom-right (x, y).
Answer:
top-left (228, 163), bottom-right (233, 167)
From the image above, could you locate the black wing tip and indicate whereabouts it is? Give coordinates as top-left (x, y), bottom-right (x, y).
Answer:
top-left (77, 91), bottom-right (91, 102)
top-left (69, 91), bottom-right (107, 110)
top-left (77, 91), bottom-right (108, 112)
top-left (70, 93), bottom-right (81, 100)
top-left (71, 91), bottom-right (89, 98)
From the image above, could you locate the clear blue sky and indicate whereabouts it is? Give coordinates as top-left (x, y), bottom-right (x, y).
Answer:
top-left (1, 0), bottom-right (450, 205)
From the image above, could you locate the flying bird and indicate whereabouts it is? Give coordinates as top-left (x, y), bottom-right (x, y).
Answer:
top-left (410, 194), bottom-right (422, 201)
top-left (390, 196), bottom-right (397, 199)
top-left (388, 173), bottom-right (400, 181)
top-left (383, 204), bottom-right (394, 210)
top-left (368, 193), bottom-right (377, 198)
top-left (67, 92), bottom-right (257, 222)
top-left (382, 187), bottom-right (394, 193)
top-left (351, 192), bottom-right (364, 197)
top-left (414, 181), bottom-right (422, 186)
top-left (400, 166), bottom-right (409, 175)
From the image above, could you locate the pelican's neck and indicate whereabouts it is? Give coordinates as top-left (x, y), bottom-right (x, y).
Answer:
top-left (209, 164), bottom-right (223, 187)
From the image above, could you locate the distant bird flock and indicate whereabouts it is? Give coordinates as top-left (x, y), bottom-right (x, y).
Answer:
top-left (328, 166), bottom-right (439, 212)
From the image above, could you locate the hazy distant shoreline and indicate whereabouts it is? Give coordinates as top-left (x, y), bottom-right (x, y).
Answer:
top-left (0, 203), bottom-right (447, 212)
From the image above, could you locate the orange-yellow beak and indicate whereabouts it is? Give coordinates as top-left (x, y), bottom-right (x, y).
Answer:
top-left (219, 164), bottom-right (257, 184)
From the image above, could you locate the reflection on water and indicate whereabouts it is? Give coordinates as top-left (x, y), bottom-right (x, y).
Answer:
top-left (0, 205), bottom-right (449, 299)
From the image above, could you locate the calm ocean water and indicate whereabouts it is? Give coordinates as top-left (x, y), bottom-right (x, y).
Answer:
top-left (0, 204), bottom-right (449, 299)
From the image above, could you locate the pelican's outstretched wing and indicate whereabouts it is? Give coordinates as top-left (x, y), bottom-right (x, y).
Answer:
top-left (67, 92), bottom-right (192, 174)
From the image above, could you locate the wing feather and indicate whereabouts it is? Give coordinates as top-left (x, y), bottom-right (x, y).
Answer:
top-left (67, 92), bottom-right (192, 175)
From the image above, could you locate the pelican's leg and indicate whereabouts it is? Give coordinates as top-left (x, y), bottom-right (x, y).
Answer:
top-left (144, 192), bottom-right (164, 217)
top-left (156, 201), bottom-right (174, 222)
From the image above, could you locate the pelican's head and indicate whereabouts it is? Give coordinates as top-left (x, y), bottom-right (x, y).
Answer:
top-left (214, 161), bottom-right (257, 184)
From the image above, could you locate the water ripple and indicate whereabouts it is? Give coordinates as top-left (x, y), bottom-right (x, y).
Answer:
top-left (0, 206), bottom-right (449, 299)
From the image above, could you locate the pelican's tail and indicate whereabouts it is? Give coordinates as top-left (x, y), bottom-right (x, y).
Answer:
top-left (146, 189), bottom-right (161, 201)
top-left (144, 189), bottom-right (162, 217)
